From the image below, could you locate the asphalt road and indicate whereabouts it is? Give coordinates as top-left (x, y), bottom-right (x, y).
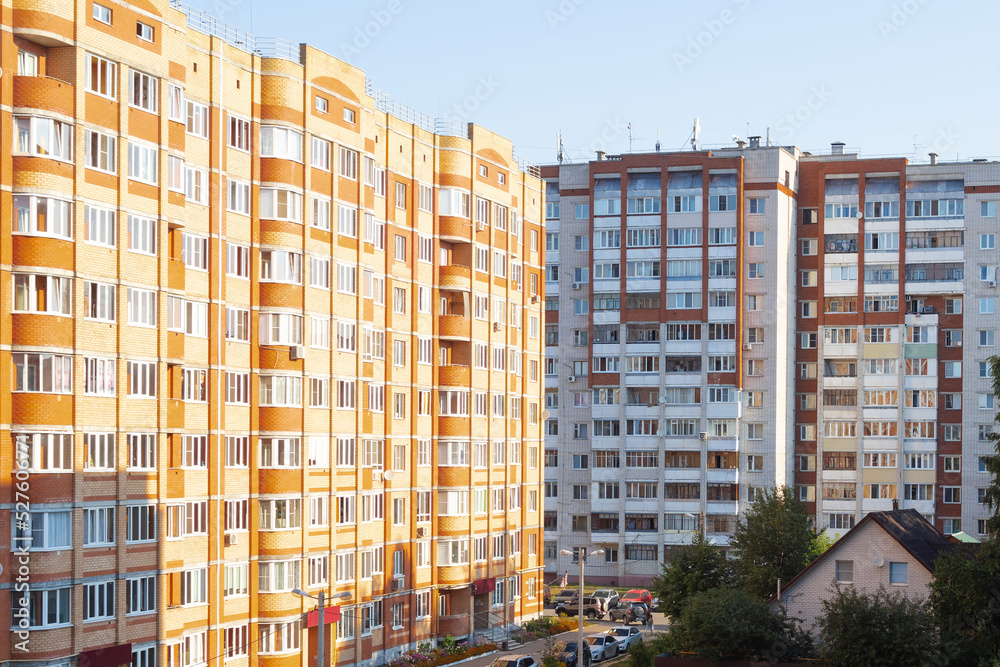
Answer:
top-left (462, 609), bottom-right (668, 667)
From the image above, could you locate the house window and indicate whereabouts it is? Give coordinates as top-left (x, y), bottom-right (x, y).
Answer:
top-left (889, 562), bottom-right (908, 585)
top-left (93, 3), bottom-right (112, 23)
top-left (86, 53), bottom-right (117, 98)
top-left (835, 560), bottom-right (853, 583)
top-left (261, 125), bottom-right (303, 159)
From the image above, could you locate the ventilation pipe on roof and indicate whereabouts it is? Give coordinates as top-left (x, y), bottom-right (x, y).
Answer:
top-left (831, 142), bottom-right (846, 155)
top-left (596, 150), bottom-right (605, 161)
top-left (929, 153), bottom-right (938, 165)
top-left (749, 136), bottom-right (761, 148)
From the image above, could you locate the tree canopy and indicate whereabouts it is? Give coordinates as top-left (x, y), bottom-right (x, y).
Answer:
top-left (729, 486), bottom-right (823, 598)
top-left (649, 532), bottom-right (732, 619)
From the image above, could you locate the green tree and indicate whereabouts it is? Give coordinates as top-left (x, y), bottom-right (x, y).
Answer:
top-left (649, 532), bottom-right (732, 619)
top-left (982, 356), bottom-right (1000, 535)
top-left (817, 585), bottom-right (938, 666)
top-left (663, 588), bottom-right (813, 662)
top-left (930, 538), bottom-right (1000, 666)
top-left (729, 486), bottom-right (821, 598)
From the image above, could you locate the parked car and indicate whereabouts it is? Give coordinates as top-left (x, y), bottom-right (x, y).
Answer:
top-left (649, 597), bottom-right (662, 613)
top-left (555, 596), bottom-right (604, 619)
top-left (620, 588), bottom-right (653, 606)
top-left (591, 589), bottom-right (620, 613)
top-left (551, 640), bottom-right (592, 667)
top-left (551, 589), bottom-right (578, 608)
top-left (491, 655), bottom-right (538, 667)
top-left (585, 634), bottom-right (619, 661)
top-left (608, 601), bottom-right (649, 625)
top-left (607, 626), bottom-right (644, 652)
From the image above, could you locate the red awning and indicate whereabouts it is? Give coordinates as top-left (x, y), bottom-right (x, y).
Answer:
top-left (79, 644), bottom-right (133, 667)
top-left (306, 605), bottom-right (342, 626)
top-left (472, 578), bottom-right (496, 595)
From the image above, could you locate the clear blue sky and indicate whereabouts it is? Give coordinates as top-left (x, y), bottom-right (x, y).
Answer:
top-left (184, 0), bottom-right (1000, 166)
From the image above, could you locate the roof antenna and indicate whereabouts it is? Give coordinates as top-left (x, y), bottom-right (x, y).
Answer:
top-left (557, 131), bottom-right (565, 164)
top-left (691, 117), bottom-right (701, 151)
top-left (628, 123), bottom-right (633, 153)
top-left (655, 129), bottom-right (661, 153)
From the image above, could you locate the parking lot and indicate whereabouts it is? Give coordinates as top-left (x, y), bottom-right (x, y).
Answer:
top-left (462, 608), bottom-right (668, 667)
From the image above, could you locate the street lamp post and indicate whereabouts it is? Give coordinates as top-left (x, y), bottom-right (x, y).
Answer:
top-left (293, 589), bottom-right (352, 667)
top-left (560, 548), bottom-right (604, 667)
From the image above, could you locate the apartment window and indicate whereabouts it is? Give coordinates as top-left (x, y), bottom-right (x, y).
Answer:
top-left (13, 352), bottom-right (74, 394)
top-left (18, 587), bottom-right (71, 628)
top-left (259, 498), bottom-right (302, 530)
top-left (84, 128), bottom-right (117, 173)
top-left (344, 107), bottom-right (357, 123)
top-left (310, 136), bottom-right (331, 171)
top-left (185, 100), bottom-right (209, 138)
top-left (339, 146), bottom-right (359, 179)
top-left (13, 194), bottom-right (73, 242)
top-left (87, 53), bottom-right (117, 98)
top-left (125, 576), bottom-right (156, 616)
top-left (259, 621), bottom-right (301, 654)
top-left (943, 487), bottom-right (962, 504)
top-left (82, 505), bottom-right (116, 549)
top-left (124, 505), bottom-right (156, 543)
top-left (127, 140), bottom-right (158, 184)
top-left (135, 19), bottom-right (154, 41)
top-left (260, 188), bottom-right (303, 223)
top-left (129, 70), bottom-right (157, 112)
top-left (261, 126), bottom-right (303, 160)
top-left (14, 507), bottom-right (72, 551)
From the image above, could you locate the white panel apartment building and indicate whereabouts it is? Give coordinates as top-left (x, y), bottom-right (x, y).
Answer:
top-left (540, 144), bottom-right (999, 586)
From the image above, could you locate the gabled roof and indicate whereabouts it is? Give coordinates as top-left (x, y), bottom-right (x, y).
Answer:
top-left (868, 509), bottom-right (957, 571)
top-left (770, 509), bottom-right (957, 603)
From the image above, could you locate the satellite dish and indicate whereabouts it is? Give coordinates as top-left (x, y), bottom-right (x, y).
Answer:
top-left (541, 410), bottom-right (551, 420)
top-left (874, 556), bottom-right (885, 568)
top-left (382, 470), bottom-right (395, 481)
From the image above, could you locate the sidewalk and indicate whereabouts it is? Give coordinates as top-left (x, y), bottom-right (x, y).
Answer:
top-left (462, 615), bottom-right (666, 667)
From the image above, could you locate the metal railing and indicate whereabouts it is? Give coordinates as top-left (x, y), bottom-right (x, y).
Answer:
top-left (168, 0), bottom-right (301, 63)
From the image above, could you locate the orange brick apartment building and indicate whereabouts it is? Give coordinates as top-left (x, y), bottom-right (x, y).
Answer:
top-left (0, 1), bottom-right (546, 666)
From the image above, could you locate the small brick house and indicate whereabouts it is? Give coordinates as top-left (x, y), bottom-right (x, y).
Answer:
top-left (773, 509), bottom-right (958, 633)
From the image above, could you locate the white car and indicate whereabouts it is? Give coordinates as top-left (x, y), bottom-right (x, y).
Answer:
top-left (607, 626), bottom-right (643, 652)
top-left (585, 634), bottom-right (618, 661)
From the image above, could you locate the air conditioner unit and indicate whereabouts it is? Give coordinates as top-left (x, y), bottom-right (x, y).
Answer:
top-left (416, 526), bottom-right (428, 538)
top-left (742, 343), bottom-right (753, 351)
top-left (477, 221), bottom-right (487, 231)
top-left (290, 345), bottom-right (306, 360)
top-left (990, 280), bottom-right (998, 288)
top-left (392, 577), bottom-right (405, 591)
top-left (493, 322), bottom-right (502, 332)
top-left (572, 282), bottom-right (581, 290)
top-left (567, 375), bottom-right (577, 383)
top-left (698, 431), bottom-right (709, 441)
top-left (531, 295), bottom-right (539, 304)
top-left (225, 533), bottom-right (239, 546)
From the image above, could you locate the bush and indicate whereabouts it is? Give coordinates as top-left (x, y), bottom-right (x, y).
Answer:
top-left (389, 637), bottom-right (497, 667)
top-left (664, 588), bottom-right (813, 662)
top-left (817, 585), bottom-right (938, 666)
top-left (650, 532), bottom-right (733, 620)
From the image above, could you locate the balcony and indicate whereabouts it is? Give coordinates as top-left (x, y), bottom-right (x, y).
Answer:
top-left (438, 364), bottom-right (470, 387)
top-left (439, 217), bottom-right (472, 242)
top-left (13, 76), bottom-right (74, 115)
top-left (439, 264), bottom-right (472, 291)
top-left (439, 314), bottom-right (471, 340)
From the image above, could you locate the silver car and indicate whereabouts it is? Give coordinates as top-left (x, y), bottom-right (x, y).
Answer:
top-left (607, 626), bottom-right (643, 652)
top-left (585, 634), bottom-right (618, 661)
